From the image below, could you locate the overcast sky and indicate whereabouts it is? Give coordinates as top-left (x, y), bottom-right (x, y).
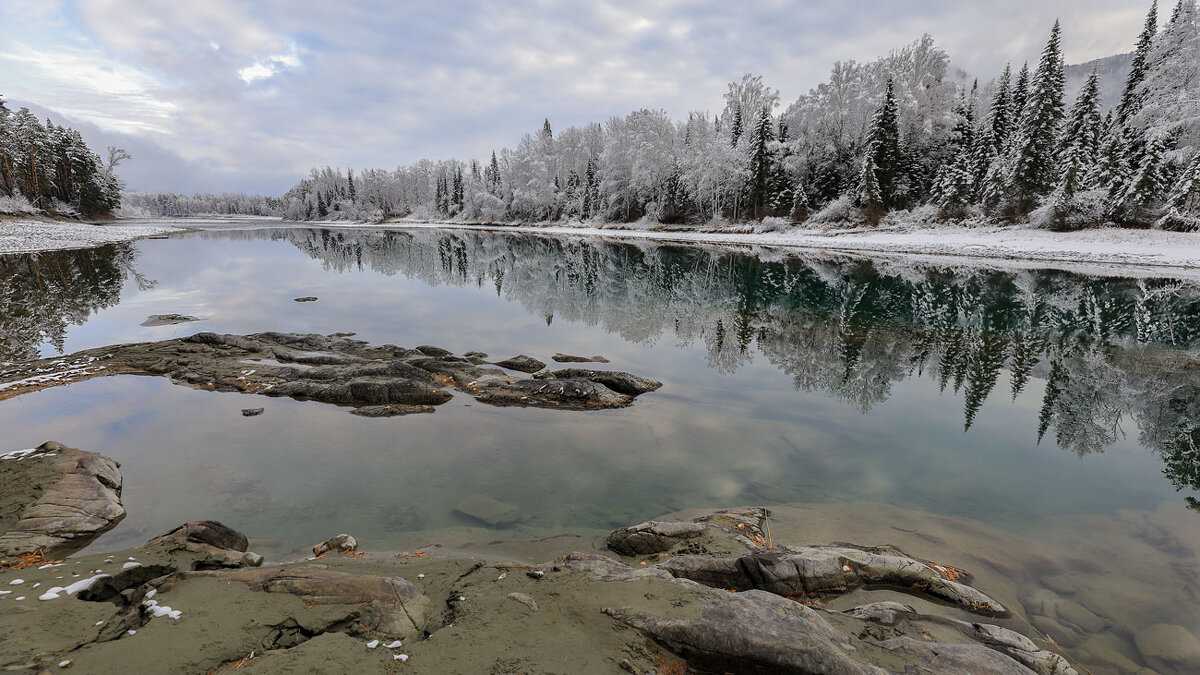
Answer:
top-left (0, 0), bottom-right (1154, 196)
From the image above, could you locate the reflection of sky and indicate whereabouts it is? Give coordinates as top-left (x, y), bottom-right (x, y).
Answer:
top-left (0, 229), bottom-right (1179, 558)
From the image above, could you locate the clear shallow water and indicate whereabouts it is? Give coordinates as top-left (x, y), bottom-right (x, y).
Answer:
top-left (2, 223), bottom-right (1199, 669)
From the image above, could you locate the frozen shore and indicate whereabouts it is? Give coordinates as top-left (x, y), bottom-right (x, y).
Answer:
top-left (0, 219), bottom-right (184, 254)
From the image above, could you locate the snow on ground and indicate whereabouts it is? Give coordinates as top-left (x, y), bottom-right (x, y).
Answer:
top-left (362, 221), bottom-right (1200, 275)
top-left (0, 219), bottom-right (183, 254)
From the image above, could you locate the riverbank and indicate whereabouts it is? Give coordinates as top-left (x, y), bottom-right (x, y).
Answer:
top-left (0, 218), bottom-right (184, 254)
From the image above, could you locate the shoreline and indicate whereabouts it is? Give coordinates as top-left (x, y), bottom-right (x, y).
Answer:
top-left (0, 217), bottom-right (186, 255)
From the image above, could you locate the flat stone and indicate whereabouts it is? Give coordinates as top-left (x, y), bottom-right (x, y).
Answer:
top-left (141, 314), bottom-right (202, 327)
top-left (293, 296), bottom-right (318, 302)
top-left (241, 408), bottom-right (264, 417)
top-left (491, 355), bottom-right (546, 374)
top-left (454, 495), bottom-right (521, 527)
top-left (551, 353), bottom-right (609, 363)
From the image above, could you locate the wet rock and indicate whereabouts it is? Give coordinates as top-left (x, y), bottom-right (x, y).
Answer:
top-left (536, 368), bottom-right (662, 396)
top-left (551, 353), bottom-right (609, 363)
top-left (0, 332), bottom-right (664, 417)
top-left (661, 545), bottom-right (1009, 617)
top-left (160, 567), bottom-right (432, 638)
top-left (491, 354), bottom-right (546, 374)
top-left (507, 592), bottom-right (539, 612)
top-left (140, 314), bottom-right (202, 327)
top-left (1030, 615), bottom-right (1082, 648)
top-left (241, 407), bottom-right (264, 417)
top-left (1134, 623), bottom-right (1200, 673)
top-left (0, 441), bottom-right (125, 557)
top-left (349, 404), bottom-right (435, 417)
top-left (606, 521), bottom-right (708, 556)
top-left (293, 296), bottom-right (318, 302)
top-left (471, 377), bottom-right (628, 409)
top-left (145, 521), bottom-right (263, 569)
top-left (463, 351), bottom-right (489, 364)
top-left (454, 495), bottom-right (521, 527)
top-left (313, 534), bottom-right (358, 556)
top-left (607, 589), bottom-right (875, 674)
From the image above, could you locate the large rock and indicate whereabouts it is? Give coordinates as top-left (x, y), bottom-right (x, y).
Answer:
top-left (536, 368), bottom-right (662, 395)
top-left (0, 441), bottom-right (125, 557)
top-left (490, 354), bottom-right (546, 373)
top-left (471, 377), bottom-right (629, 409)
top-left (606, 520), bottom-right (708, 556)
top-left (145, 520), bottom-right (263, 568)
top-left (454, 495), bottom-right (522, 527)
top-left (161, 567), bottom-right (432, 638)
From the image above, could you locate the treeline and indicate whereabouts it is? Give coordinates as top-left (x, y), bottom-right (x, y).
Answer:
top-left (0, 96), bottom-right (125, 217)
top-left (279, 1), bottom-right (1200, 231)
top-left (120, 191), bottom-right (282, 217)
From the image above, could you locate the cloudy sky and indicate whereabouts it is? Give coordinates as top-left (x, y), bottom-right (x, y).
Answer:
top-left (0, 0), bottom-right (1152, 196)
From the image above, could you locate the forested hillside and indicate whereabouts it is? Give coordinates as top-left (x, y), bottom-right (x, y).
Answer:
top-left (280, 1), bottom-right (1200, 232)
top-left (0, 96), bottom-right (125, 218)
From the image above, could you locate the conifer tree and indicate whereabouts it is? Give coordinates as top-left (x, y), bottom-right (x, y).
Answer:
top-left (972, 64), bottom-right (1013, 196)
top-left (347, 168), bottom-right (356, 201)
top-left (1044, 70), bottom-right (1103, 228)
top-left (1116, 1), bottom-right (1159, 126)
top-left (1119, 132), bottom-right (1173, 218)
top-left (861, 79), bottom-right (903, 208)
top-left (748, 104), bottom-right (775, 217)
top-left (729, 106), bottom-right (743, 148)
top-left (1007, 22), bottom-right (1066, 213)
top-left (1011, 62), bottom-right (1031, 121)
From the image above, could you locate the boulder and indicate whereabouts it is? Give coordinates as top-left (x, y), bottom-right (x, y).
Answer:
top-left (537, 368), bottom-right (662, 395)
top-left (141, 314), bottom-right (202, 327)
top-left (471, 377), bottom-right (629, 409)
top-left (606, 520), bottom-right (708, 556)
top-left (491, 355), bottom-right (547, 373)
top-left (145, 520), bottom-right (263, 569)
top-left (0, 441), bottom-right (125, 557)
top-left (313, 533), bottom-right (358, 556)
top-left (241, 407), bottom-right (264, 417)
top-left (551, 353), bottom-right (609, 363)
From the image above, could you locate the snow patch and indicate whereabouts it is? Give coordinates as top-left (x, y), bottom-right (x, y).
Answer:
top-left (39, 574), bottom-right (109, 600)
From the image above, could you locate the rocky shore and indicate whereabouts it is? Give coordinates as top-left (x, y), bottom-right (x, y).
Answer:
top-left (0, 444), bottom-right (1114, 674)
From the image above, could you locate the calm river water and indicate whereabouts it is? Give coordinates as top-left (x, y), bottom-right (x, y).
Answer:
top-left (2, 222), bottom-right (1198, 672)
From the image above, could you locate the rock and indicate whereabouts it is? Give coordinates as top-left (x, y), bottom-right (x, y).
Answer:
top-left (140, 314), bottom-right (202, 327)
top-left (507, 592), bottom-right (539, 612)
top-left (293, 296), bottom-right (318, 302)
top-left (606, 521), bottom-right (708, 556)
top-left (313, 533), bottom-right (358, 556)
top-left (661, 545), bottom-right (1009, 617)
top-left (463, 351), bottom-right (489, 364)
top-left (607, 589), bottom-right (875, 674)
top-left (1040, 574), bottom-right (1080, 595)
top-left (0, 332), bottom-right (665, 417)
top-left (1030, 615), bottom-right (1082, 648)
top-left (241, 407), bottom-right (264, 417)
top-left (471, 377), bottom-right (629, 409)
top-left (1134, 623), bottom-right (1200, 672)
top-left (145, 521), bottom-right (263, 569)
top-left (537, 368), bottom-right (662, 395)
top-left (453, 495), bottom-right (521, 527)
top-left (160, 567), bottom-right (432, 638)
top-left (0, 442), bottom-right (125, 557)
top-left (349, 405), bottom-right (435, 417)
top-left (490, 355), bottom-right (546, 373)
top-left (551, 353), bottom-right (609, 363)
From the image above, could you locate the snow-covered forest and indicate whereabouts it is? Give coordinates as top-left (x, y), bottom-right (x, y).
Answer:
top-left (0, 96), bottom-right (125, 218)
top-left (277, 1), bottom-right (1200, 232)
top-left (120, 191), bottom-right (282, 218)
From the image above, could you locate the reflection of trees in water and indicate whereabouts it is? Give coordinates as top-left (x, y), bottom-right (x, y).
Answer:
top-left (220, 227), bottom-right (1200, 494)
top-left (0, 244), bottom-right (148, 362)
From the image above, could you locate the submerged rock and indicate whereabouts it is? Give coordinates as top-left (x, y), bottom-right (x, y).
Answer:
top-left (140, 314), bottom-right (202, 327)
top-left (453, 495), bottom-right (522, 527)
top-left (0, 441), bottom-right (125, 557)
top-left (551, 353), bottom-right (609, 363)
top-left (1135, 623), bottom-right (1200, 673)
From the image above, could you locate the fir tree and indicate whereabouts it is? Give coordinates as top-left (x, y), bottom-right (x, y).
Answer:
top-left (1011, 62), bottom-right (1031, 121)
top-left (347, 168), bottom-right (356, 201)
top-left (542, 118), bottom-right (553, 139)
top-left (972, 64), bottom-right (1013, 196)
top-left (1118, 131), bottom-right (1173, 218)
top-left (1116, 1), bottom-right (1159, 126)
top-left (1007, 22), bottom-right (1066, 213)
top-left (861, 79), bottom-right (903, 208)
top-left (858, 150), bottom-right (883, 215)
top-left (748, 104), bottom-right (775, 217)
top-left (729, 106), bottom-right (743, 148)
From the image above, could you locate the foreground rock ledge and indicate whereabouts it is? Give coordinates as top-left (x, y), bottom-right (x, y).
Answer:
top-left (0, 508), bottom-right (1087, 674)
top-left (0, 331), bottom-right (663, 414)
top-left (0, 441), bottom-right (124, 557)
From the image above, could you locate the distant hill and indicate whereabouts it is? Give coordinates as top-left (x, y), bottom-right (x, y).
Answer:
top-left (1064, 52), bottom-right (1133, 113)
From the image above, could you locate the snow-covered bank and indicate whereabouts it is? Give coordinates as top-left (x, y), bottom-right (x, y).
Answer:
top-left (0, 219), bottom-right (184, 254)
top-left (330, 220), bottom-right (1200, 276)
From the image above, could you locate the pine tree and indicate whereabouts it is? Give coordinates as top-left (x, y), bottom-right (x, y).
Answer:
top-left (861, 79), bottom-right (903, 209)
top-left (542, 118), bottom-right (553, 139)
top-left (729, 106), bottom-right (743, 148)
top-left (1157, 152), bottom-right (1200, 229)
top-left (1116, 1), bottom-right (1159, 126)
top-left (858, 150), bottom-right (883, 215)
top-left (347, 168), bottom-right (356, 202)
top-left (972, 64), bottom-right (1013, 196)
top-left (487, 151), bottom-right (501, 195)
top-left (1044, 70), bottom-right (1104, 229)
top-left (748, 104), bottom-right (775, 217)
top-left (1118, 131), bottom-right (1173, 218)
top-left (1011, 62), bottom-right (1031, 121)
top-left (1007, 22), bottom-right (1066, 213)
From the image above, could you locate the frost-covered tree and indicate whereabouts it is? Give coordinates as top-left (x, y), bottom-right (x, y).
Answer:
top-left (1005, 22), bottom-right (1066, 214)
top-left (860, 79), bottom-right (904, 209)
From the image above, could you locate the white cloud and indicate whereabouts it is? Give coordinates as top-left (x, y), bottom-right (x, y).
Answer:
top-left (238, 46), bottom-right (303, 85)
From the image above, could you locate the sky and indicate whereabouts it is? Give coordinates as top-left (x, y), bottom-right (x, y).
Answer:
top-left (0, 0), bottom-right (1154, 196)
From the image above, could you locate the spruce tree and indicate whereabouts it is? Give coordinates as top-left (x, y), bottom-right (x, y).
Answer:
top-left (1119, 132), bottom-right (1173, 217)
top-left (1045, 70), bottom-right (1103, 228)
top-left (729, 106), bottom-right (743, 148)
top-left (748, 104), bottom-right (775, 217)
top-left (347, 168), bottom-right (356, 202)
top-left (861, 79), bottom-right (903, 209)
top-left (1011, 62), bottom-right (1031, 121)
top-left (1116, 1), bottom-right (1159, 126)
top-left (1007, 22), bottom-right (1066, 213)
top-left (972, 64), bottom-right (1013, 196)
top-left (858, 151), bottom-right (883, 215)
